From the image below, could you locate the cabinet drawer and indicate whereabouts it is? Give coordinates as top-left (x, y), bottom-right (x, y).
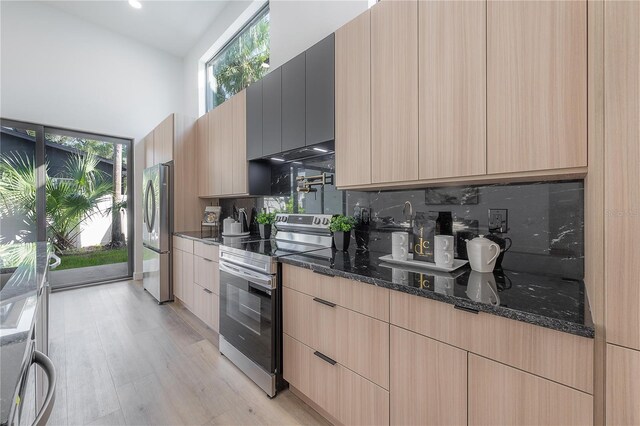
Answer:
top-left (390, 291), bottom-right (593, 393)
top-left (173, 236), bottom-right (193, 253)
top-left (283, 287), bottom-right (389, 388)
top-left (282, 264), bottom-right (389, 321)
top-left (193, 283), bottom-right (218, 331)
top-left (469, 354), bottom-right (593, 426)
top-left (194, 241), bottom-right (218, 261)
top-left (283, 334), bottom-right (389, 426)
top-left (194, 255), bottom-right (219, 294)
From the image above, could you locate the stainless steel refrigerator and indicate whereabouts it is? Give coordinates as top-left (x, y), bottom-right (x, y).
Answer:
top-left (142, 163), bottom-right (173, 303)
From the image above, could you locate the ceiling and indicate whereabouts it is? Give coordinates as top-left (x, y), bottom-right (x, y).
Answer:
top-left (46, 1), bottom-right (230, 57)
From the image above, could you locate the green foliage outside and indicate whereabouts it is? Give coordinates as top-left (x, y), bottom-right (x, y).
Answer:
top-left (256, 212), bottom-right (276, 225)
top-left (56, 247), bottom-right (127, 270)
top-left (208, 8), bottom-right (270, 109)
top-left (329, 215), bottom-right (356, 233)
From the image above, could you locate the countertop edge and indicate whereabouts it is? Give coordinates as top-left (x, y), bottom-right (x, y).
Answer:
top-left (173, 231), bottom-right (221, 246)
top-left (278, 256), bottom-right (595, 339)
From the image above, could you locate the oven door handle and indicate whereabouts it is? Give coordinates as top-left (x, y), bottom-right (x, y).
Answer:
top-left (32, 350), bottom-right (56, 426)
top-left (219, 261), bottom-right (275, 291)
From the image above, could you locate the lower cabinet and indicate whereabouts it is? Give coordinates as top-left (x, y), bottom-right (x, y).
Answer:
top-left (606, 344), bottom-right (640, 425)
top-left (283, 334), bottom-right (389, 426)
top-left (468, 354), bottom-right (593, 426)
top-left (192, 283), bottom-right (219, 332)
top-left (390, 326), bottom-right (467, 426)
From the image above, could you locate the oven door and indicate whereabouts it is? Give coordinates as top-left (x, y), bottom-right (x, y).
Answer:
top-left (219, 261), bottom-right (276, 373)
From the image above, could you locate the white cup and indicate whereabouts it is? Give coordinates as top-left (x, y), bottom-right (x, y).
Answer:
top-left (230, 222), bottom-right (242, 235)
top-left (434, 235), bottom-right (454, 251)
top-left (434, 249), bottom-right (454, 267)
top-left (392, 268), bottom-right (409, 284)
top-left (391, 232), bottom-right (408, 260)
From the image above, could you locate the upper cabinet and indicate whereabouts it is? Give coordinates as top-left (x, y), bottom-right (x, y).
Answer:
top-left (335, 10), bottom-right (371, 187)
top-left (487, 1), bottom-right (587, 174)
top-left (246, 80), bottom-right (263, 160)
top-left (418, 1), bottom-right (486, 180)
top-left (143, 130), bottom-right (154, 168)
top-left (232, 91), bottom-right (248, 195)
top-left (196, 111), bottom-right (210, 197)
top-left (262, 68), bottom-right (282, 157)
top-left (282, 52), bottom-right (306, 152)
top-left (306, 34), bottom-right (335, 146)
top-left (371, 0), bottom-right (419, 184)
top-left (154, 115), bottom-right (174, 165)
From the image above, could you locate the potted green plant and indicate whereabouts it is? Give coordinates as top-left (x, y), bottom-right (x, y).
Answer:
top-left (256, 212), bottom-right (276, 239)
top-left (330, 215), bottom-right (356, 251)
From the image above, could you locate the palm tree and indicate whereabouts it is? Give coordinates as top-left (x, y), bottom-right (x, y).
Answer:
top-left (0, 151), bottom-right (112, 252)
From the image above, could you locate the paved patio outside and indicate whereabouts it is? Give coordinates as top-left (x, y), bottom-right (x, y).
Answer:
top-left (50, 262), bottom-right (129, 289)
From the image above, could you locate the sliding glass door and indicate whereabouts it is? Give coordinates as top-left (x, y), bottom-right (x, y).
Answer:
top-left (0, 119), bottom-right (133, 288)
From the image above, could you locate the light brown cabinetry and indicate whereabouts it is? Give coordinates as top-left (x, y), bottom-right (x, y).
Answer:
top-left (335, 10), bottom-right (371, 187)
top-left (154, 115), bottom-right (174, 165)
top-left (196, 91), bottom-right (249, 198)
top-left (143, 131), bottom-right (154, 168)
top-left (606, 344), bottom-right (640, 425)
top-left (418, 0), bottom-right (486, 180)
top-left (469, 355), bottom-right (593, 426)
top-left (172, 247), bottom-right (183, 301)
top-left (487, 0), bottom-right (587, 174)
top-left (604, 0), bottom-right (640, 351)
top-left (390, 326), bottom-right (467, 426)
top-left (370, 0), bottom-right (418, 184)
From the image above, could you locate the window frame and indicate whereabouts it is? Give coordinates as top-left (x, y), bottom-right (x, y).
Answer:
top-left (205, 4), bottom-right (270, 112)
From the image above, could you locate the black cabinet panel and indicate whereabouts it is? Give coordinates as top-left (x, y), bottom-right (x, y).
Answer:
top-left (262, 68), bottom-right (282, 157)
top-left (246, 80), bottom-right (263, 160)
top-left (305, 33), bottom-right (335, 145)
top-left (282, 52), bottom-right (306, 152)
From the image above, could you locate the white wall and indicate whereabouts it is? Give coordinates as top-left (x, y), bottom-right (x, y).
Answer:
top-left (269, 0), bottom-right (368, 69)
top-left (0, 1), bottom-right (184, 278)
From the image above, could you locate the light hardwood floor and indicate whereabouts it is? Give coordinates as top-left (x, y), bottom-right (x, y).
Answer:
top-left (47, 280), bottom-right (330, 426)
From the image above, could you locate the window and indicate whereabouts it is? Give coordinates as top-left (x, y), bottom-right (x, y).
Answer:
top-left (205, 5), bottom-right (270, 112)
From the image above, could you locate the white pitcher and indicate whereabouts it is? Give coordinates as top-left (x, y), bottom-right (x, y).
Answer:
top-left (465, 235), bottom-right (501, 273)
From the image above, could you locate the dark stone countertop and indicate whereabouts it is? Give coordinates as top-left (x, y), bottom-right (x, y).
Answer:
top-left (0, 242), bottom-right (50, 426)
top-left (278, 247), bottom-right (594, 338)
top-left (174, 230), bottom-right (222, 245)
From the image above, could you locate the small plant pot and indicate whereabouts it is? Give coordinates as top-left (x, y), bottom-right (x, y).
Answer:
top-left (333, 231), bottom-right (351, 252)
top-left (259, 224), bottom-right (272, 239)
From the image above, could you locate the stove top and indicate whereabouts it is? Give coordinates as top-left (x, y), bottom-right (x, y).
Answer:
top-left (221, 237), bottom-right (329, 259)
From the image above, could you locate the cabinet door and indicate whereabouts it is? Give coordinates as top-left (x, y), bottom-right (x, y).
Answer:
top-left (172, 249), bottom-right (183, 301)
top-left (207, 108), bottom-right (219, 196)
top-left (282, 52), bottom-right (306, 152)
top-left (419, 1), bottom-right (486, 179)
top-left (219, 101), bottom-right (234, 195)
top-left (196, 114), bottom-right (209, 196)
top-left (144, 131), bottom-right (154, 167)
top-left (606, 344), bottom-right (640, 425)
top-left (469, 354), bottom-right (593, 426)
top-left (194, 256), bottom-right (219, 294)
top-left (487, 1), bottom-right (587, 174)
top-left (306, 34), bottom-right (335, 146)
top-left (246, 80), bottom-right (263, 160)
top-left (390, 326), bottom-right (467, 425)
top-left (154, 115), bottom-right (174, 164)
top-left (232, 91), bottom-right (248, 195)
top-left (182, 251), bottom-right (194, 309)
top-left (262, 68), bottom-right (282, 157)
top-left (335, 10), bottom-right (371, 187)
top-left (371, 0), bottom-right (419, 184)
top-left (605, 0), bottom-right (640, 351)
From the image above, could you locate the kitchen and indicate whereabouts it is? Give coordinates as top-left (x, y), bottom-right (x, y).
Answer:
top-left (0, 0), bottom-right (638, 425)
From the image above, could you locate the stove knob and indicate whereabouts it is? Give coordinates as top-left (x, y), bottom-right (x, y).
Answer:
top-left (313, 217), bottom-right (321, 225)
top-left (322, 218), bottom-right (330, 225)
top-left (282, 216), bottom-right (288, 222)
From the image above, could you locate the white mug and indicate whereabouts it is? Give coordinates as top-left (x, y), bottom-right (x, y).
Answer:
top-left (392, 267), bottom-right (409, 284)
top-left (230, 222), bottom-right (242, 235)
top-left (392, 232), bottom-right (408, 261)
top-left (434, 235), bottom-right (454, 251)
top-left (434, 250), bottom-right (454, 267)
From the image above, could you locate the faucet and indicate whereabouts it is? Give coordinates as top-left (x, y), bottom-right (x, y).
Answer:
top-left (403, 201), bottom-right (413, 221)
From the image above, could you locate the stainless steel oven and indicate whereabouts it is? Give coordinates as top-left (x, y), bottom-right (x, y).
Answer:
top-left (218, 246), bottom-right (280, 397)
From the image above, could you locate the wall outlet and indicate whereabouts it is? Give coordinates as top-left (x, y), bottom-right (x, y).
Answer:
top-left (488, 209), bottom-right (508, 233)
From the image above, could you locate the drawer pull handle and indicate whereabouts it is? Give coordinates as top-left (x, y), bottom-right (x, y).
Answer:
top-left (313, 351), bottom-right (337, 366)
top-left (203, 258), bottom-right (213, 262)
top-left (312, 269), bottom-right (334, 278)
top-left (203, 288), bottom-right (213, 294)
top-left (313, 297), bottom-right (336, 308)
top-left (454, 304), bottom-right (479, 314)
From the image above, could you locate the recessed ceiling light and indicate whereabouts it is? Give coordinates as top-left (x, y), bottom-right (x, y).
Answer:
top-left (313, 147), bottom-right (328, 153)
top-left (129, 0), bottom-right (142, 9)
top-left (270, 157), bottom-right (285, 162)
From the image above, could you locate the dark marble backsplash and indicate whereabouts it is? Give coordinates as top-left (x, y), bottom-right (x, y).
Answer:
top-left (215, 155), bottom-right (584, 280)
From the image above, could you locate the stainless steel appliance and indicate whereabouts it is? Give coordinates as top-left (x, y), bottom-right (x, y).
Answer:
top-left (218, 213), bottom-right (334, 397)
top-left (142, 163), bottom-right (173, 303)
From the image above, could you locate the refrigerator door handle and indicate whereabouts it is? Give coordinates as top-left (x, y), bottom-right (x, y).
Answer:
top-left (144, 180), bottom-right (155, 234)
top-left (31, 350), bottom-right (56, 426)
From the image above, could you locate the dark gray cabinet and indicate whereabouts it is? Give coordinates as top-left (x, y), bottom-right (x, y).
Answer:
top-left (262, 68), bottom-right (282, 157)
top-left (282, 52), bottom-right (306, 152)
top-left (246, 80), bottom-right (263, 160)
top-left (305, 34), bottom-right (335, 145)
